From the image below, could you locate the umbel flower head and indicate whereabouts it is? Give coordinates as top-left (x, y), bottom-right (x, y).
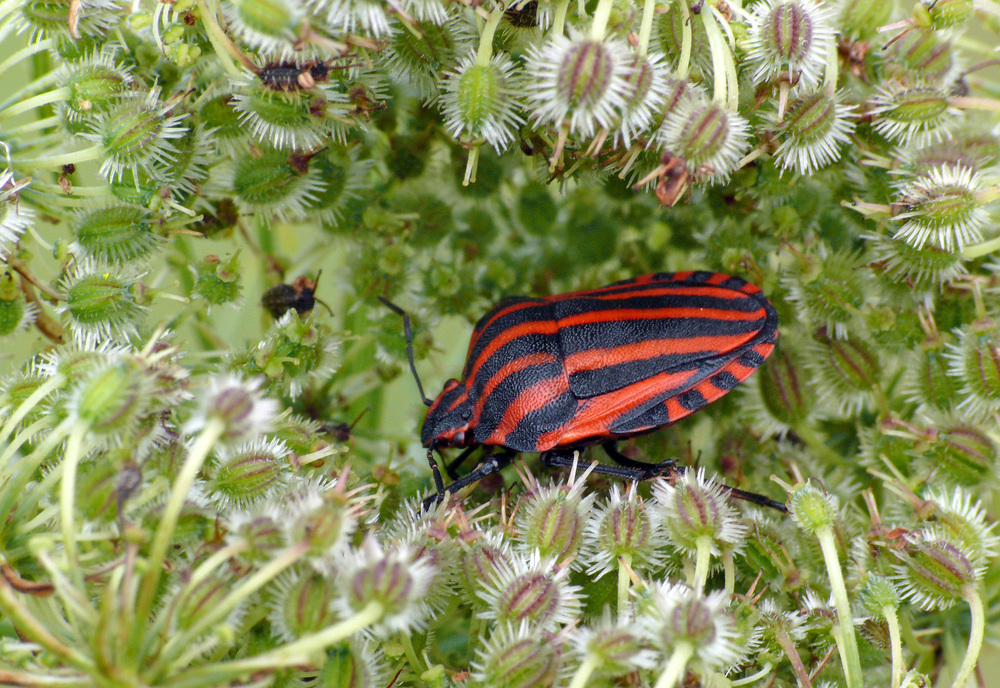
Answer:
top-left (441, 49), bottom-right (523, 152)
top-left (651, 468), bottom-right (748, 557)
top-left (744, 0), bottom-right (836, 89)
top-left (523, 33), bottom-right (632, 138)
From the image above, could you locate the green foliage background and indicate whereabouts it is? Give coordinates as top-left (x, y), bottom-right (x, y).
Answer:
top-left (1, 0), bottom-right (999, 687)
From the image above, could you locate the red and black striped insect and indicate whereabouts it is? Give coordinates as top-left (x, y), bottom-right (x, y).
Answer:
top-left (382, 271), bottom-right (783, 511)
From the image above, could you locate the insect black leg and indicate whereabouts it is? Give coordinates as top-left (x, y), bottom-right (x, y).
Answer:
top-left (422, 450), bottom-right (517, 511)
top-left (541, 449), bottom-right (665, 481)
top-left (425, 447), bottom-right (445, 493)
top-left (445, 445), bottom-right (485, 481)
top-left (602, 442), bottom-right (679, 480)
top-left (602, 442), bottom-right (787, 513)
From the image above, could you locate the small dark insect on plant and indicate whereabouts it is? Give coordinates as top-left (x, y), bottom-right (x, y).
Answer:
top-left (258, 61), bottom-right (333, 91)
top-left (379, 272), bottom-right (787, 513)
top-left (319, 408), bottom-right (369, 442)
top-left (261, 272), bottom-right (333, 319)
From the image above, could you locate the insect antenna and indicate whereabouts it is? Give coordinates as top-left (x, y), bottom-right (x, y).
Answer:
top-left (377, 296), bottom-right (433, 406)
top-left (310, 270), bottom-right (334, 315)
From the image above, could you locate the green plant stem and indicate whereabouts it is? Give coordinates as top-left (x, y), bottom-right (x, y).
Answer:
top-left (159, 542), bottom-right (310, 676)
top-left (552, 0), bottom-right (570, 36)
top-left (195, 0), bottom-right (250, 75)
top-left (0, 417), bottom-right (72, 537)
top-left (400, 632), bottom-right (425, 674)
top-left (653, 642), bottom-right (694, 688)
top-left (567, 654), bottom-right (599, 688)
top-left (962, 235), bottom-right (1000, 259)
top-left (475, 5), bottom-right (504, 66)
top-left (722, 548), bottom-right (735, 597)
top-left (692, 535), bottom-right (712, 596)
top-left (677, 1), bottom-right (692, 78)
top-left (885, 604), bottom-right (904, 688)
top-left (0, 38), bottom-right (53, 79)
top-left (0, 88), bottom-right (68, 119)
top-left (0, 574), bottom-right (95, 673)
top-left (701, 9), bottom-right (729, 106)
top-left (949, 584), bottom-right (985, 688)
top-left (815, 524), bottom-right (862, 688)
top-left (165, 601), bottom-right (385, 688)
top-left (14, 143), bottom-right (103, 169)
top-left (774, 626), bottom-right (813, 688)
top-left (636, 0), bottom-right (655, 55)
top-left (0, 373), bottom-right (63, 450)
top-left (589, 0), bottom-right (614, 40)
top-left (618, 553), bottom-right (632, 617)
top-left (133, 417), bottom-right (225, 645)
top-left (59, 424), bottom-right (89, 591)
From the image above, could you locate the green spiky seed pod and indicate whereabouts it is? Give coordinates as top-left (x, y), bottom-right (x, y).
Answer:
top-left (70, 361), bottom-right (149, 436)
top-left (915, 0), bottom-right (972, 30)
top-left (837, 0), bottom-right (894, 39)
top-left (790, 482), bottom-right (838, 533)
top-left (459, 534), bottom-right (511, 609)
top-left (748, 346), bottom-right (815, 435)
top-left (194, 253), bottom-right (242, 306)
top-left (584, 485), bottom-right (665, 578)
top-left (658, 100), bottom-right (749, 183)
top-left (90, 90), bottom-right (189, 182)
top-left (317, 642), bottom-right (383, 688)
top-left (62, 57), bottom-right (133, 121)
top-left (206, 438), bottom-right (288, 509)
top-left (442, 51), bottom-right (522, 152)
top-left (227, 0), bottom-right (305, 52)
top-left (893, 531), bottom-right (979, 610)
top-left (773, 91), bottom-right (855, 175)
top-left (745, 0), bottom-right (836, 89)
top-left (870, 85), bottom-right (957, 145)
top-left (61, 269), bottom-right (145, 338)
top-left (472, 623), bottom-right (563, 688)
top-left (73, 205), bottom-right (161, 263)
top-left (229, 513), bottom-right (284, 565)
top-left (893, 166), bottom-right (986, 251)
top-left (174, 573), bottom-right (241, 631)
top-left (230, 147), bottom-right (318, 220)
top-left (858, 574), bottom-right (901, 618)
top-left (788, 251), bottom-right (867, 338)
top-left (199, 96), bottom-right (245, 151)
top-left (231, 86), bottom-right (331, 151)
top-left (385, 21), bottom-right (463, 98)
top-left (869, 233), bottom-right (967, 287)
top-left (654, 4), bottom-right (711, 74)
top-left (809, 333), bottom-right (882, 413)
top-left (0, 268), bottom-right (30, 336)
top-left (517, 479), bottom-right (595, 566)
top-left (889, 32), bottom-right (955, 83)
top-left (273, 571), bottom-right (338, 639)
top-left (929, 423), bottom-right (996, 487)
top-left (945, 323), bottom-right (1000, 417)
top-left (907, 338), bottom-right (964, 411)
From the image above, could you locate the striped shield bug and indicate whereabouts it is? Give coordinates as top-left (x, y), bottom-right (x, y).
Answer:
top-left (381, 271), bottom-right (784, 512)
